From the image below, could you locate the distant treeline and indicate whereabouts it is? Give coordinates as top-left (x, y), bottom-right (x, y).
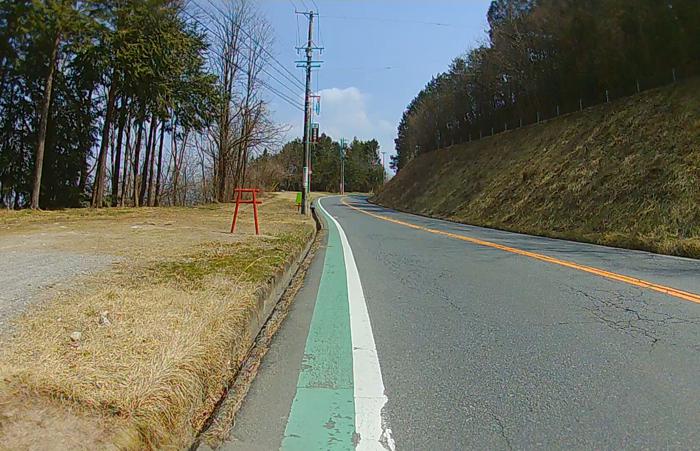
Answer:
top-left (247, 135), bottom-right (385, 194)
top-left (393, 0), bottom-right (700, 171)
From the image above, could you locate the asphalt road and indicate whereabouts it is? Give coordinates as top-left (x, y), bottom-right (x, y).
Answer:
top-left (220, 195), bottom-right (700, 450)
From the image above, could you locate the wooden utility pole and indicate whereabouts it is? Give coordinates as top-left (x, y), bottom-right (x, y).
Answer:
top-left (339, 138), bottom-right (346, 195)
top-left (300, 10), bottom-right (314, 215)
top-left (295, 9), bottom-right (322, 214)
top-left (382, 151), bottom-right (387, 182)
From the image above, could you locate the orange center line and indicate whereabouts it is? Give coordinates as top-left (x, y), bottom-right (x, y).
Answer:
top-left (340, 197), bottom-right (700, 305)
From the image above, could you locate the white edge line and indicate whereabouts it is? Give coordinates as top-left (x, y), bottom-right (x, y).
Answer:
top-left (317, 197), bottom-right (396, 451)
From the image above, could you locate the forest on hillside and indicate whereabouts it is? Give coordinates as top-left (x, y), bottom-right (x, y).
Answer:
top-left (0, 0), bottom-right (296, 209)
top-left (248, 135), bottom-right (386, 194)
top-left (393, 0), bottom-right (700, 171)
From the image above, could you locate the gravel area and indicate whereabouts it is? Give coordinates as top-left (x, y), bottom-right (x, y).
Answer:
top-left (0, 247), bottom-right (115, 330)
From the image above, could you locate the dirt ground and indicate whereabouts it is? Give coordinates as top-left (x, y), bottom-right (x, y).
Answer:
top-left (0, 192), bottom-right (315, 450)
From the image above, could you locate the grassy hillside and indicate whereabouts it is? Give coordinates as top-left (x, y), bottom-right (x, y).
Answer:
top-left (374, 78), bottom-right (700, 258)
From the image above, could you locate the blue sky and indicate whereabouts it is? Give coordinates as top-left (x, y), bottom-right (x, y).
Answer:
top-left (255, 0), bottom-right (493, 170)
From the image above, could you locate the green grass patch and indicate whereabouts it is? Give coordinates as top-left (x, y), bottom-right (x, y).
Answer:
top-left (155, 232), bottom-right (309, 287)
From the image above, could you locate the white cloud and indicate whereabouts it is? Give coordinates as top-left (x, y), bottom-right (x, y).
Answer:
top-left (282, 86), bottom-right (396, 171)
top-left (317, 87), bottom-right (394, 144)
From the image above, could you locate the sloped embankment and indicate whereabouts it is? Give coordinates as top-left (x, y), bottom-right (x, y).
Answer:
top-left (374, 78), bottom-right (700, 258)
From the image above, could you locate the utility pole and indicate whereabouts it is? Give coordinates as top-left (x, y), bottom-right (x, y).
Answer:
top-left (298, 10), bottom-right (315, 215)
top-left (381, 151), bottom-right (387, 182)
top-left (339, 138), bottom-right (346, 195)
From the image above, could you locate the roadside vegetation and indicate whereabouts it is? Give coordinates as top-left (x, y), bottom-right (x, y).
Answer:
top-left (392, 0), bottom-right (700, 171)
top-left (375, 78), bottom-right (700, 258)
top-left (0, 0), bottom-right (290, 210)
top-left (248, 135), bottom-right (386, 193)
top-left (0, 192), bottom-right (315, 449)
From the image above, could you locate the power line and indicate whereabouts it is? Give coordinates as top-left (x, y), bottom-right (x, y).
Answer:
top-left (201, 0), bottom-right (306, 92)
top-left (318, 14), bottom-right (456, 28)
top-left (310, 0), bottom-right (322, 48)
top-left (262, 83), bottom-right (304, 112)
top-left (203, 0), bottom-right (306, 91)
top-left (182, 10), bottom-right (304, 112)
top-left (195, 14), bottom-right (306, 103)
top-left (293, 1), bottom-right (301, 47)
top-left (187, 3), bottom-right (306, 105)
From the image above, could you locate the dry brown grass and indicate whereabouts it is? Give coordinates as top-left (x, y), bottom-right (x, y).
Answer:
top-left (0, 192), bottom-right (315, 450)
top-left (374, 78), bottom-right (700, 259)
top-left (198, 228), bottom-right (325, 449)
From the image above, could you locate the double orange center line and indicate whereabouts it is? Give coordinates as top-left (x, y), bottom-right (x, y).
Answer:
top-left (340, 197), bottom-right (700, 305)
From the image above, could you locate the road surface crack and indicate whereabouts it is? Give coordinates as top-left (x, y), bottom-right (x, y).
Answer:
top-left (486, 408), bottom-right (513, 451)
top-left (565, 284), bottom-right (700, 349)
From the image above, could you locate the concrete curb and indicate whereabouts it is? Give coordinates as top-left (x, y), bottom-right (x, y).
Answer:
top-left (190, 203), bottom-right (322, 450)
top-left (244, 204), bottom-right (321, 346)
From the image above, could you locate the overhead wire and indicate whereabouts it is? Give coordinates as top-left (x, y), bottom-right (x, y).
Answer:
top-left (293, 1), bottom-right (301, 47)
top-left (311, 0), bottom-right (322, 48)
top-left (181, 9), bottom-right (304, 112)
top-left (188, 2), bottom-right (306, 106)
top-left (202, 0), bottom-right (306, 92)
top-left (318, 14), bottom-right (456, 28)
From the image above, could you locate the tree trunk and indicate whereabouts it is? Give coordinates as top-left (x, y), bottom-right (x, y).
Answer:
top-left (91, 80), bottom-right (117, 207)
top-left (217, 102), bottom-right (230, 203)
top-left (171, 124), bottom-right (179, 206)
top-left (111, 100), bottom-right (127, 207)
top-left (200, 157), bottom-right (207, 203)
top-left (78, 86), bottom-right (94, 196)
top-left (132, 111), bottom-right (145, 207)
top-left (172, 129), bottom-right (188, 206)
top-left (139, 116), bottom-right (155, 206)
top-left (217, 143), bottom-right (226, 202)
top-left (0, 59), bottom-right (8, 104)
top-left (146, 120), bottom-right (158, 206)
top-left (241, 143), bottom-right (249, 189)
top-left (154, 120), bottom-right (165, 206)
top-left (120, 117), bottom-right (133, 206)
top-left (30, 30), bottom-right (61, 209)
top-left (182, 167), bottom-right (187, 206)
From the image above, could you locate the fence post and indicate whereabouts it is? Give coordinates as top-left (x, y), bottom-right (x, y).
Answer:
top-left (491, 127), bottom-right (494, 136)
top-left (636, 80), bottom-right (640, 93)
top-left (479, 130), bottom-right (482, 139)
top-left (556, 105), bottom-right (560, 116)
top-left (672, 68), bottom-right (677, 83)
top-left (519, 118), bottom-right (523, 128)
top-left (537, 112), bottom-right (540, 124)
top-left (605, 90), bottom-right (610, 103)
top-left (579, 99), bottom-right (583, 111)
top-left (505, 122), bottom-right (508, 131)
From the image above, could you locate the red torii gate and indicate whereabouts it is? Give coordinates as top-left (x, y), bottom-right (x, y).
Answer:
top-left (230, 188), bottom-right (262, 235)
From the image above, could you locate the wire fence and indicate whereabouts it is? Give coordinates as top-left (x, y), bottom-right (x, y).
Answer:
top-left (437, 63), bottom-right (698, 148)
